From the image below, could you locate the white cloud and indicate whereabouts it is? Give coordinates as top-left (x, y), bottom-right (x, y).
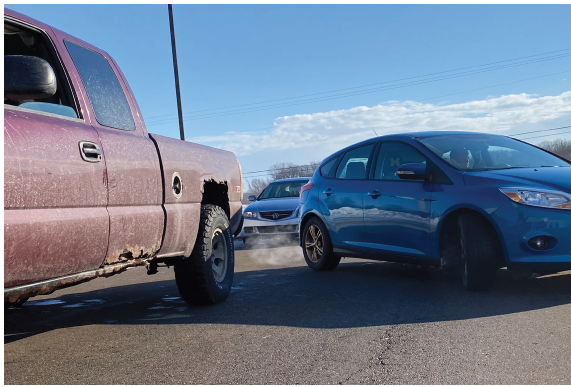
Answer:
top-left (191, 91), bottom-right (571, 159)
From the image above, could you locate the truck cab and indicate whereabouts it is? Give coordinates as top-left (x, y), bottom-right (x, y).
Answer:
top-left (4, 9), bottom-right (243, 307)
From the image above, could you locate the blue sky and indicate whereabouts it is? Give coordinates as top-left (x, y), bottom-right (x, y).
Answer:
top-left (7, 4), bottom-right (571, 180)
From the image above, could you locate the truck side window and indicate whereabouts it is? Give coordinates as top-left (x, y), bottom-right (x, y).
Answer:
top-left (4, 21), bottom-right (78, 118)
top-left (65, 41), bottom-right (135, 131)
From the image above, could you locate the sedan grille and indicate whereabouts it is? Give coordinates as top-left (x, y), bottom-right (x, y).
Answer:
top-left (257, 225), bottom-right (297, 234)
top-left (259, 210), bottom-right (293, 220)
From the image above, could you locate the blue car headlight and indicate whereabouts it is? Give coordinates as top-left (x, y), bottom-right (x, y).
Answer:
top-left (499, 188), bottom-right (571, 210)
top-left (244, 211), bottom-right (257, 218)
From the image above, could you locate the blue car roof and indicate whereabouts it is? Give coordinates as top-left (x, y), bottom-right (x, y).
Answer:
top-left (323, 131), bottom-right (505, 162)
top-left (370, 130), bottom-right (501, 141)
top-left (390, 130), bottom-right (501, 138)
top-left (272, 177), bottom-right (311, 183)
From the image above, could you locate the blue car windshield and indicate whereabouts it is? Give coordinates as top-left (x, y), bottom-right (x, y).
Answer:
top-left (418, 134), bottom-right (571, 171)
top-left (258, 180), bottom-right (309, 200)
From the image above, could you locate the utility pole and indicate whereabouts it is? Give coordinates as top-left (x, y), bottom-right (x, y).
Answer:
top-left (168, 4), bottom-right (185, 141)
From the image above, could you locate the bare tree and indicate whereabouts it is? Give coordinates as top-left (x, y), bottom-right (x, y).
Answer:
top-left (244, 161), bottom-right (321, 202)
top-left (245, 177), bottom-right (271, 198)
top-left (537, 138), bottom-right (571, 161)
top-left (268, 161), bottom-right (321, 180)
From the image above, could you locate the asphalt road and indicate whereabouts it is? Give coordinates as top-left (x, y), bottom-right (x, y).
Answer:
top-left (4, 239), bottom-right (571, 384)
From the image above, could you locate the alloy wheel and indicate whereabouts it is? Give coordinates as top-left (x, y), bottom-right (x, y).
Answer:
top-left (305, 224), bottom-right (324, 263)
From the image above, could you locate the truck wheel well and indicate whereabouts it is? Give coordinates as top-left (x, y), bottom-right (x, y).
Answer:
top-left (439, 208), bottom-right (505, 267)
top-left (202, 180), bottom-right (230, 220)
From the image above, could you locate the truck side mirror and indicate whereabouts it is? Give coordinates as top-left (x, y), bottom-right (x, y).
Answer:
top-left (397, 163), bottom-right (430, 181)
top-left (4, 55), bottom-right (57, 101)
top-left (248, 195), bottom-right (257, 202)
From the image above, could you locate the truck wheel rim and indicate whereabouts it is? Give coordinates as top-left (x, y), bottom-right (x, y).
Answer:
top-left (305, 224), bottom-right (323, 263)
top-left (211, 228), bottom-right (228, 282)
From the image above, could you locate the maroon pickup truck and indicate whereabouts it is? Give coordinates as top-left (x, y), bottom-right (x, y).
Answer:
top-left (4, 9), bottom-right (244, 307)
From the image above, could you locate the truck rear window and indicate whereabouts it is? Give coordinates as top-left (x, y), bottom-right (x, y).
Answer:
top-left (65, 41), bottom-right (135, 131)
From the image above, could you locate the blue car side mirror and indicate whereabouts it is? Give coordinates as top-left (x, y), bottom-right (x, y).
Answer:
top-left (397, 163), bottom-right (430, 181)
top-left (248, 195), bottom-right (257, 202)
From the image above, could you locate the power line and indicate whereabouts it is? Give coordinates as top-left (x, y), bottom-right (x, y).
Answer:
top-left (151, 53), bottom-right (571, 124)
top-left (507, 125), bottom-right (571, 137)
top-left (145, 48), bottom-right (571, 123)
top-left (516, 129), bottom-right (571, 140)
top-left (146, 52), bottom-right (571, 126)
top-left (178, 69), bottom-right (570, 137)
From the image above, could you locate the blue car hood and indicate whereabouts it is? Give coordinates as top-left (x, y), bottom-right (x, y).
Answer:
top-left (244, 197), bottom-right (300, 213)
top-left (466, 167), bottom-right (571, 193)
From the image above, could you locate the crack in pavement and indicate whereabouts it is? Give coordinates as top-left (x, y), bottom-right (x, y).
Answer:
top-left (376, 326), bottom-right (395, 366)
top-left (339, 324), bottom-right (412, 384)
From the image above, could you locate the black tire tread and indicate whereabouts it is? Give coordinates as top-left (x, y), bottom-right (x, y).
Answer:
top-left (174, 204), bottom-right (233, 305)
top-left (458, 213), bottom-right (502, 290)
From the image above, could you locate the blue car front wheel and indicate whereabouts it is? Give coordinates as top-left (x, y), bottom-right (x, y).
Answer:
top-left (458, 213), bottom-right (502, 291)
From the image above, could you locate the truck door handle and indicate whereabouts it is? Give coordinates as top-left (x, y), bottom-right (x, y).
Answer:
top-left (367, 190), bottom-right (381, 198)
top-left (323, 188), bottom-right (334, 196)
top-left (79, 141), bottom-right (102, 162)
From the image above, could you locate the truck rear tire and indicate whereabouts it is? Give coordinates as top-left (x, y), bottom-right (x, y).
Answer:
top-left (174, 205), bottom-right (234, 305)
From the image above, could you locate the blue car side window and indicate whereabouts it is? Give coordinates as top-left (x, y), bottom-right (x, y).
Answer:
top-left (320, 157), bottom-right (338, 178)
top-left (374, 142), bottom-right (427, 180)
top-left (335, 144), bottom-right (374, 180)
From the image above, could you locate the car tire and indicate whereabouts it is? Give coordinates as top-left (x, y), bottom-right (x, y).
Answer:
top-left (302, 217), bottom-right (341, 271)
top-left (458, 213), bottom-right (501, 291)
top-left (174, 205), bottom-right (234, 305)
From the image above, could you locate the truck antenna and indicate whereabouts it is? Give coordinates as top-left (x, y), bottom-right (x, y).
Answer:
top-left (168, 4), bottom-right (185, 141)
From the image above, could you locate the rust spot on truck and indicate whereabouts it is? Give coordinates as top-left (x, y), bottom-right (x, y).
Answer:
top-left (103, 241), bottom-right (161, 265)
top-left (202, 179), bottom-right (231, 220)
top-left (199, 177), bottom-right (228, 194)
top-left (5, 259), bottom-right (150, 304)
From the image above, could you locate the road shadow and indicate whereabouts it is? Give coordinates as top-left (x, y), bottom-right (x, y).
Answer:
top-left (5, 261), bottom-right (571, 344)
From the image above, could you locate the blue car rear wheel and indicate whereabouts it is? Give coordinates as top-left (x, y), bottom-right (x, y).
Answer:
top-left (302, 217), bottom-right (341, 271)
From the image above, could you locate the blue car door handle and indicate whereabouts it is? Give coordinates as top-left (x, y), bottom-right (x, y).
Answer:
top-left (323, 188), bottom-right (334, 196)
top-left (367, 189), bottom-right (381, 198)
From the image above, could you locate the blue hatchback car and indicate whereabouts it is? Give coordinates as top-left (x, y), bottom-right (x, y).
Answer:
top-left (299, 131), bottom-right (571, 290)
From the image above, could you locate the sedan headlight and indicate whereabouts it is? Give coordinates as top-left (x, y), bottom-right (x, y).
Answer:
top-left (244, 211), bottom-right (257, 218)
top-left (499, 188), bottom-right (571, 210)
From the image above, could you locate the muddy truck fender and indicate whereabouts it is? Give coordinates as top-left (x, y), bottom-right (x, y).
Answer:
top-left (149, 133), bottom-right (244, 259)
